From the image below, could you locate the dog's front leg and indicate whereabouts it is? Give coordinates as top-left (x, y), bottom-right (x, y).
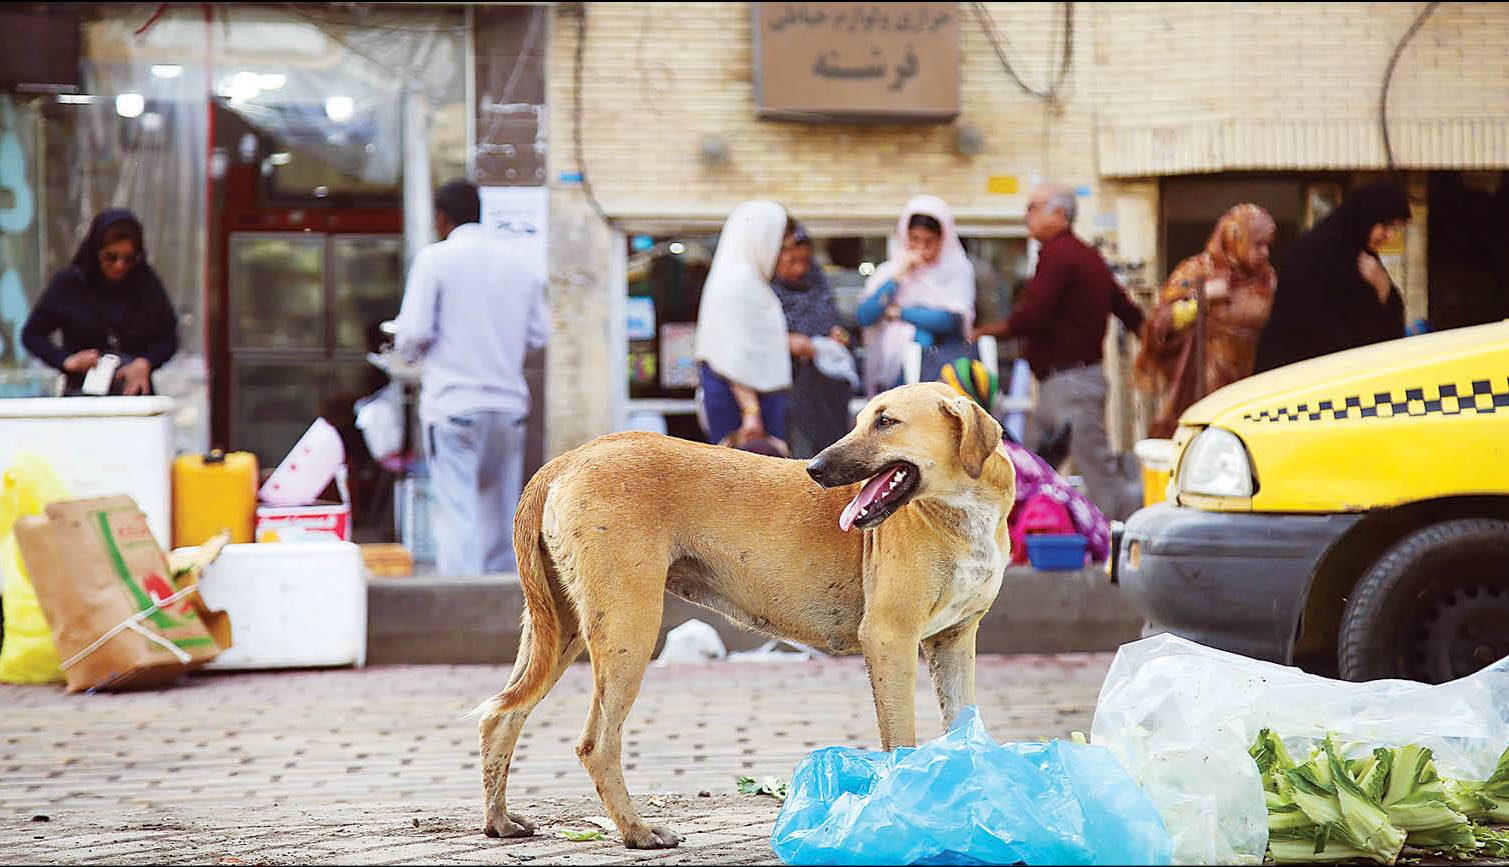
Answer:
top-left (921, 614), bottom-right (982, 733)
top-left (858, 604), bottom-right (925, 751)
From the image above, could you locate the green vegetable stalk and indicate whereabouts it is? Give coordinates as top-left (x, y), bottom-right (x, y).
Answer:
top-left (1445, 744), bottom-right (1509, 824)
top-left (1265, 736), bottom-right (1406, 865)
top-left (1251, 731), bottom-right (1509, 864)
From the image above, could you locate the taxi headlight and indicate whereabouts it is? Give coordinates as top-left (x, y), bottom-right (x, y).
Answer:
top-left (1177, 427), bottom-right (1254, 498)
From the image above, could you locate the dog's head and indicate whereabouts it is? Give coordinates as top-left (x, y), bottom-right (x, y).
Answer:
top-left (807, 382), bottom-right (1004, 532)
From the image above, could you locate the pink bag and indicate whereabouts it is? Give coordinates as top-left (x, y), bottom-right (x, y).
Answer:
top-left (1009, 494), bottom-right (1075, 566)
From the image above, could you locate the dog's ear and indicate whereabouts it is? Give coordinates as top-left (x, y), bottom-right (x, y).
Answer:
top-left (942, 396), bottom-right (1002, 479)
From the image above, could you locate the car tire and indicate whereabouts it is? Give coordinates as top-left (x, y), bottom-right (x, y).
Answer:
top-left (1339, 518), bottom-right (1509, 684)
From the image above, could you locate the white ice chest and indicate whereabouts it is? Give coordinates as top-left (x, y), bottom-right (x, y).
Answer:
top-left (179, 541), bottom-right (368, 670)
top-left (0, 396), bottom-right (175, 550)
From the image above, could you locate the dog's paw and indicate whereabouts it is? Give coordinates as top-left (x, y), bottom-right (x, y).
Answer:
top-left (624, 824), bottom-right (683, 850)
top-left (483, 811), bottom-right (537, 839)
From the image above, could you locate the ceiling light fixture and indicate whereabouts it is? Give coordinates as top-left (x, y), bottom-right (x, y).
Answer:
top-left (324, 96), bottom-right (354, 123)
top-left (114, 93), bottom-right (146, 119)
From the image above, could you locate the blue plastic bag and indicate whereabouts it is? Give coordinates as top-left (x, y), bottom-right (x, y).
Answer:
top-left (770, 706), bottom-right (1172, 866)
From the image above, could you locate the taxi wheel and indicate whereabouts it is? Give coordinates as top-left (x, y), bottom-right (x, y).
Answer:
top-left (1339, 518), bottom-right (1509, 684)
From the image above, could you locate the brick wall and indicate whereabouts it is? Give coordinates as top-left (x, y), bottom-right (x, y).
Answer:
top-left (1094, 2), bottom-right (1509, 173)
top-left (548, 2), bottom-right (1106, 224)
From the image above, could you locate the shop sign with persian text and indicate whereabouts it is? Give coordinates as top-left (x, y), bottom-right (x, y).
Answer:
top-left (753, 2), bottom-right (960, 123)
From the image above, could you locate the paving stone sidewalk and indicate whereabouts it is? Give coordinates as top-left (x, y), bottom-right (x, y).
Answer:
top-left (0, 653), bottom-right (1112, 864)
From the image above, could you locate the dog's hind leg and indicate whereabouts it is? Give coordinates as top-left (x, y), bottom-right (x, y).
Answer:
top-left (921, 614), bottom-right (982, 733)
top-left (478, 611), bottom-right (584, 838)
top-left (575, 571), bottom-right (683, 850)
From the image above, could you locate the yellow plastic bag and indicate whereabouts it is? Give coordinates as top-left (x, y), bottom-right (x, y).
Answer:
top-left (0, 452), bottom-right (71, 684)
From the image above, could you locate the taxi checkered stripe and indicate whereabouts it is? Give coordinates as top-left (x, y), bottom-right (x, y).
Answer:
top-left (1242, 377), bottom-right (1509, 424)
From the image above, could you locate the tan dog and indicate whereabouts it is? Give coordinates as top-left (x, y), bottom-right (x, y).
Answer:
top-left (472, 382), bottom-right (1015, 849)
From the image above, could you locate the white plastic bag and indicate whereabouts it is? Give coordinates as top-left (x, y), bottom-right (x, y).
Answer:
top-left (355, 382), bottom-right (406, 461)
top-left (654, 618), bottom-right (726, 664)
top-left (1090, 634), bottom-right (1509, 865)
top-left (810, 336), bottom-right (859, 387)
top-left (727, 638), bottom-right (823, 663)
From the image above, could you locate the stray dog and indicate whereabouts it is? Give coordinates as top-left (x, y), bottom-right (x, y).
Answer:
top-left (472, 382), bottom-right (1016, 849)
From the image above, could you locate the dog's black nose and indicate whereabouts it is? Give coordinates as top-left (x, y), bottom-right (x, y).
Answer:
top-left (806, 458), bottom-right (828, 485)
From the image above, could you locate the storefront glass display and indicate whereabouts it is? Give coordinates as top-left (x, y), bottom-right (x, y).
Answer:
top-left (624, 228), bottom-right (1029, 441)
top-left (0, 96), bottom-right (50, 398)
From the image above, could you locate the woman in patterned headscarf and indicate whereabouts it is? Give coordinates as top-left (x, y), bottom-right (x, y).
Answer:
top-left (1136, 204), bottom-right (1278, 438)
top-left (771, 222), bottom-right (855, 459)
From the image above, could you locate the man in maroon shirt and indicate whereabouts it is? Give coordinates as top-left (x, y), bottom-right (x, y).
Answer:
top-left (972, 181), bottom-right (1145, 520)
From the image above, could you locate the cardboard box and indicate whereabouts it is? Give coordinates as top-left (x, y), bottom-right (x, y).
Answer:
top-left (255, 465), bottom-right (351, 543)
top-left (359, 543), bottom-right (413, 578)
top-left (15, 496), bottom-right (228, 692)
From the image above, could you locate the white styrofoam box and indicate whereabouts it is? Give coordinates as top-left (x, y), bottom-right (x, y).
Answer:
top-left (184, 541), bottom-right (368, 670)
top-left (0, 397), bottom-right (174, 547)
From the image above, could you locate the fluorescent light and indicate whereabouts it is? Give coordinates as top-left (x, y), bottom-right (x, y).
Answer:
top-left (256, 73), bottom-right (286, 91)
top-left (324, 95), bottom-right (354, 123)
top-left (228, 71), bottom-right (261, 103)
top-left (115, 93), bottom-right (145, 119)
top-left (150, 64), bottom-right (183, 79)
top-left (268, 152), bottom-right (291, 166)
top-left (55, 94), bottom-right (97, 105)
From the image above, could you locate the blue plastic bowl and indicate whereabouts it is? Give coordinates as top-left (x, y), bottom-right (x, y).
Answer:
top-left (1026, 533), bottom-right (1088, 571)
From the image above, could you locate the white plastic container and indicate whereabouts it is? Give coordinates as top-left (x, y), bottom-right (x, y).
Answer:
top-left (80, 353), bottom-right (121, 396)
top-left (0, 396), bottom-right (174, 546)
top-left (259, 417), bottom-right (346, 507)
top-left (186, 541), bottom-right (368, 670)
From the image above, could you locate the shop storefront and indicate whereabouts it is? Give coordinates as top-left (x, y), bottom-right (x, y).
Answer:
top-left (620, 219), bottom-right (1033, 442)
top-left (0, 2), bottom-right (547, 543)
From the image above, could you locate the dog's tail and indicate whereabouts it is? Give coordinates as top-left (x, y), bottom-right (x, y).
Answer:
top-left (493, 462), bottom-right (563, 713)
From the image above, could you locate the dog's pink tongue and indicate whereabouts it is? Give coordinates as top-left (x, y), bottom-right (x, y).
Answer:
top-left (838, 467), bottom-right (899, 532)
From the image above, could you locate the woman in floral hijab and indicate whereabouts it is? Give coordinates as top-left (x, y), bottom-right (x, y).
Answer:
top-left (1136, 204), bottom-right (1278, 438)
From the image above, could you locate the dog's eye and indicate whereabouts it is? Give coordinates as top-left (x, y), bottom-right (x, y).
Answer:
top-left (873, 415), bottom-right (899, 429)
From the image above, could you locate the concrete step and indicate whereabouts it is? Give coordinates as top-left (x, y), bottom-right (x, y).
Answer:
top-left (366, 567), bottom-right (1144, 665)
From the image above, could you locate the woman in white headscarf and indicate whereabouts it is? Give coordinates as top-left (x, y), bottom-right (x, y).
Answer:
top-left (693, 200), bottom-right (794, 448)
top-left (855, 195), bottom-right (977, 395)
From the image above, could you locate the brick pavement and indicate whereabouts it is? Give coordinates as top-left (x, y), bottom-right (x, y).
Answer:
top-left (0, 653), bottom-right (1111, 864)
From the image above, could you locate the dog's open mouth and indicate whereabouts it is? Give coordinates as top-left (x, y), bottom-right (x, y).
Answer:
top-left (838, 462), bottom-right (920, 532)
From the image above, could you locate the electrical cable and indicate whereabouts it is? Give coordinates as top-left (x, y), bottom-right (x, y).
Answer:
top-left (636, 4), bottom-right (675, 117)
top-left (1380, 1), bottom-right (1440, 172)
top-left (476, 5), bottom-right (545, 174)
top-left (971, 2), bottom-right (1073, 101)
top-left (133, 3), bottom-right (169, 38)
top-left (567, 4), bottom-right (614, 227)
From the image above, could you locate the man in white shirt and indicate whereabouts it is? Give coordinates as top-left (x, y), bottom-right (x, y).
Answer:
top-left (393, 179), bottom-right (550, 575)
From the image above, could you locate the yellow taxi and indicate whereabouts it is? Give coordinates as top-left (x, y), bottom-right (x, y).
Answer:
top-left (1116, 321), bottom-right (1509, 683)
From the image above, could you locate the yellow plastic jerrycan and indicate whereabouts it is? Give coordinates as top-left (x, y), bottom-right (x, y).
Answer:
top-left (172, 449), bottom-right (259, 548)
